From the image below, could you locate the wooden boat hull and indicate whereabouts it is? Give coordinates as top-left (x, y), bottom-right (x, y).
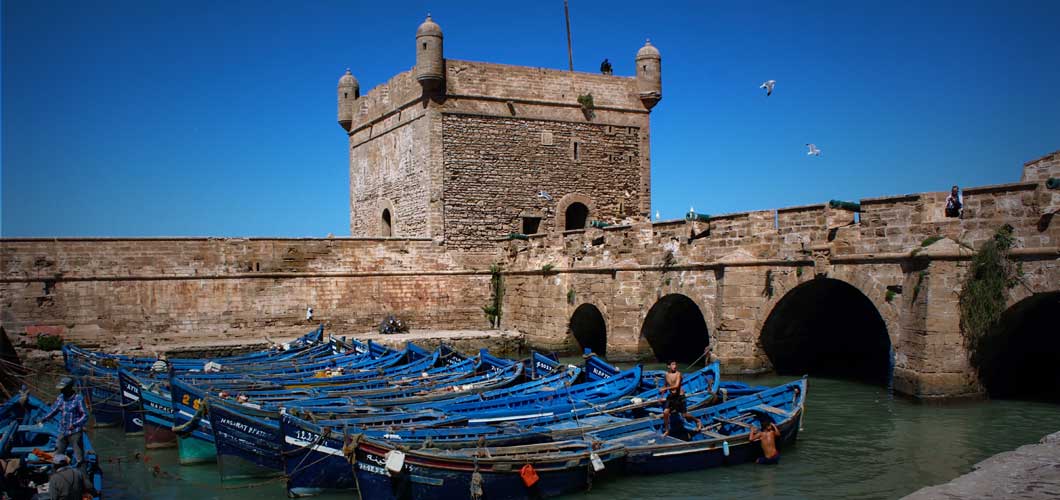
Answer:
top-left (208, 399), bottom-right (283, 475)
top-left (353, 439), bottom-right (623, 500)
top-left (118, 370), bottom-right (144, 434)
top-left (621, 413), bottom-right (802, 475)
top-left (281, 415), bottom-right (357, 497)
top-left (141, 384), bottom-right (177, 448)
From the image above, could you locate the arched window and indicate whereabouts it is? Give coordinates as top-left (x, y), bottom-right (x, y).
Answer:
top-left (565, 202), bottom-right (588, 230)
top-left (381, 209), bottom-right (393, 237)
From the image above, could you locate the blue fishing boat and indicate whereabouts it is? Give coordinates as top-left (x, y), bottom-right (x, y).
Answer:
top-left (353, 437), bottom-right (625, 500)
top-left (170, 377), bottom-right (219, 464)
top-left (0, 391), bottom-right (103, 500)
top-left (590, 378), bottom-right (806, 475)
top-left (139, 379), bottom-right (179, 449)
top-left (435, 365), bottom-right (644, 424)
top-left (118, 369), bottom-right (145, 434)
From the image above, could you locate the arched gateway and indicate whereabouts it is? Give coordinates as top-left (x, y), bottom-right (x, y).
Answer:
top-left (760, 278), bottom-right (892, 386)
top-left (972, 292), bottom-right (1060, 402)
top-left (568, 303), bottom-right (607, 356)
top-left (640, 294), bottom-right (710, 364)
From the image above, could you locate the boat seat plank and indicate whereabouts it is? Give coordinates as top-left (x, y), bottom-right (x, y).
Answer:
top-left (715, 417), bottom-right (752, 428)
top-left (607, 430), bottom-right (684, 446)
top-left (754, 405), bottom-right (791, 417)
top-left (699, 429), bottom-right (726, 439)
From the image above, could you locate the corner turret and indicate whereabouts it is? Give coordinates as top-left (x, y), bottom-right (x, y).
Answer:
top-left (337, 69), bottom-right (359, 131)
top-left (415, 14), bottom-right (445, 93)
top-left (635, 39), bottom-right (662, 110)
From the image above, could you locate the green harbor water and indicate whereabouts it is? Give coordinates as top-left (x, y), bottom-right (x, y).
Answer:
top-left (85, 372), bottom-right (1060, 500)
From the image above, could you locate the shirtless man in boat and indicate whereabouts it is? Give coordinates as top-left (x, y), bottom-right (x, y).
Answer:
top-left (750, 419), bottom-right (782, 465)
top-left (659, 360), bottom-right (702, 437)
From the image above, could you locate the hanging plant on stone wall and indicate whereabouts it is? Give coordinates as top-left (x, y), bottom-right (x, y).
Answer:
top-left (763, 269), bottom-right (775, 298)
top-left (577, 93), bottom-right (595, 120)
top-left (483, 263), bottom-right (504, 328)
top-left (959, 224), bottom-right (1024, 368)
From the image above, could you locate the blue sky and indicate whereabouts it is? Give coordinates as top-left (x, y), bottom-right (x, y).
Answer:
top-left (3, 0), bottom-right (1058, 237)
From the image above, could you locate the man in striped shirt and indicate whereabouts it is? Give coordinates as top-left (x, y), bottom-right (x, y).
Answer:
top-left (40, 377), bottom-right (88, 466)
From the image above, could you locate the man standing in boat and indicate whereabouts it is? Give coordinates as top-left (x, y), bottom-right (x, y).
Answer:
top-left (659, 360), bottom-right (702, 437)
top-left (39, 377), bottom-right (88, 467)
top-left (750, 419), bottom-right (782, 465)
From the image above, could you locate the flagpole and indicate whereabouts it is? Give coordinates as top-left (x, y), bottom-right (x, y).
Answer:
top-left (564, 0), bottom-right (574, 72)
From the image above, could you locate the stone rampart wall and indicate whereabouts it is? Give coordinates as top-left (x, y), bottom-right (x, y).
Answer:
top-left (0, 238), bottom-right (496, 350)
top-left (499, 165), bottom-right (1060, 396)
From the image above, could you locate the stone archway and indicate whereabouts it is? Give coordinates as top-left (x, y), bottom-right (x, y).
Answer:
top-left (556, 193), bottom-right (594, 232)
top-left (760, 277), bottom-right (892, 386)
top-left (640, 294), bottom-right (710, 364)
top-left (381, 208), bottom-right (393, 237)
top-left (379, 199), bottom-right (396, 237)
top-left (972, 291), bottom-right (1060, 402)
top-left (564, 203), bottom-right (589, 230)
top-left (569, 303), bottom-right (607, 356)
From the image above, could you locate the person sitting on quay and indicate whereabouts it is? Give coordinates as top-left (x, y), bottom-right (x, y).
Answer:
top-left (945, 185), bottom-right (963, 218)
top-left (750, 418), bottom-right (782, 465)
top-left (38, 378), bottom-right (88, 468)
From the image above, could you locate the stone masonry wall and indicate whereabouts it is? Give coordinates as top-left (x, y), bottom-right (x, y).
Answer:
top-left (348, 68), bottom-right (432, 238)
top-left (0, 238), bottom-right (496, 350)
top-left (441, 114), bottom-right (642, 249)
top-left (343, 59), bottom-right (653, 241)
top-left (1020, 149), bottom-right (1059, 183)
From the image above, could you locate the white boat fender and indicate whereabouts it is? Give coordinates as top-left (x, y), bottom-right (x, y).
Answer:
top-left (384, 450), bottom-right (405, 476)
top-left (722, 440), bottom-right (730, 456)
top-left (590, 452), bottom-right (605, 472)
top-left (631, 397), bottom-right (643, 405)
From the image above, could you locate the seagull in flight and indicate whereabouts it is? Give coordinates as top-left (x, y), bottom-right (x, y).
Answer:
top-left (537, 190), bottom-right (553, 201)
top-left (806, 144), bottom-right (822, 157)
top-left (760, 80), bottom-right (776, 96)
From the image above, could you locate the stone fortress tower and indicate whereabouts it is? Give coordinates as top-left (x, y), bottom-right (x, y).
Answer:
top-left (337, 15), bottom-right (663, 249)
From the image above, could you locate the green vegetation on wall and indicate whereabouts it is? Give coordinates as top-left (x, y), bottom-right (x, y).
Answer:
top-left (959, 224), bottom-right (1023, 366)
top-left (483, 263), bottom-right (505, 328)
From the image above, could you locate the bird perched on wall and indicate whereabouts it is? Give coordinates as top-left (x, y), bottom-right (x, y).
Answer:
top-left (760, 80), bottom-right (776, 96)
top-left (537, 190), bottom-right (553, 201)
top-left (600, 58), bottom-right (613, 75)
top-left (806, 144), bottom-right (822, 157)
top-left (655, 210), bottom-right (661, 220)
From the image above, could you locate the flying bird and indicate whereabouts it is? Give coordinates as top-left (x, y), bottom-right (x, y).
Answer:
top-left (537, 190), bottom-right (553, 201)
top-left (760, 80), bottom-right (776, 96)
top-left (806, 144), bottom-right (822, 157)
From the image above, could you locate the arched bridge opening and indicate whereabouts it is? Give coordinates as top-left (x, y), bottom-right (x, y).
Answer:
top-left (569, 303), bottom-right (607, 357)
top-left (973, 292), bottom-right (1060, 402)
top-left (640, 294), bottom-right (710, 364)
top-left (761, 278), bottom-right (892, 386)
